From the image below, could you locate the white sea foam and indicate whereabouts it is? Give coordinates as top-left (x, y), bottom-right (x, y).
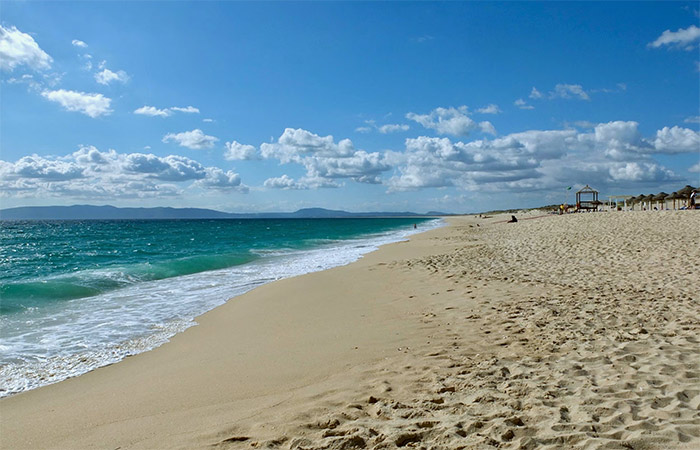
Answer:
top-left (0, 219), bottom-right (444, 397)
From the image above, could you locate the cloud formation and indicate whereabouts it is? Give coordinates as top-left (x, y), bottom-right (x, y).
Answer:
top-left (386, 121), bottom-right (682, 193)
top-left (0, 25), bottom-right (53, 72)
top-left (477, 104), bottom-right (501, 114)
top-left (95, 67), bottom-right (129, 85)
top-left (0, 146), bottom-right (246, 199)
top-left (224, 140), bottom-right (258, 160)
top-left (406, 106), bottom-right (496, 136)
top-left (649, 25), bottom-right (700, 50)
top-left (71, 39), bottom-right (88, 48)
top-left (162, 129), bottom-right (219, 150)
top-left (41, 89), bottom-right (112, 118)
top-left (133, 105), bottom-right (201, 117)
top-left (264, 174), bottom-right (308, 190)
top-left (260, 128), bottom-right (391, 186)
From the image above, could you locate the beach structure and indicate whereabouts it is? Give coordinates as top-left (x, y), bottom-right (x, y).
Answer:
top-left (676, 185), bottom-right (697, 209)
top-left (607, 195), bottom-right (633, 211)
top-left (576, 185), bottom-right (600, 211)
top-left (653, 192), bottom-right (668, 210)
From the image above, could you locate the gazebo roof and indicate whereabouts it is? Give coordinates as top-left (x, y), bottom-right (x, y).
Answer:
top-left (576, 184), bottom-right (598, 194)
top-left (653, 192), bottom-right (669, 200)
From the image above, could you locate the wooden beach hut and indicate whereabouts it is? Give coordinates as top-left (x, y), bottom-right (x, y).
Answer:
top-left (575, 185), bottom-right (600, 211)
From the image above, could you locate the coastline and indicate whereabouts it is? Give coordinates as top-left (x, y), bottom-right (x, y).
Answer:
top-left (2, 211), bottom-right (699, 449)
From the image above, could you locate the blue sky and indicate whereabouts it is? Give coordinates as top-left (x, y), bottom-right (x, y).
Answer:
top-left (1, 1), bottom-right (699, 213)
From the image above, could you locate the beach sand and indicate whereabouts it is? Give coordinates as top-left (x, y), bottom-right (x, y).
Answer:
top-left (1, 211), bottom-right (699, 449)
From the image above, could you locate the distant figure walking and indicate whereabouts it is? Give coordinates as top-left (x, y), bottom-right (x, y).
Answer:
top-left (691, 190), bottom-right (697, 210)
top-left (413, 223), bottom-right (417, 229)
top-left (507, 215), bottom-right (518, 223)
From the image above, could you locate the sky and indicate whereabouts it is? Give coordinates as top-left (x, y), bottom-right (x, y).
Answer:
top-left (1, 1), bottom-right (699, 214)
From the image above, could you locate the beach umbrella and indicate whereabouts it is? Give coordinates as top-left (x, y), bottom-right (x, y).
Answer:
top-left (653, 192), bottom-right (668, 210)
top-left (676, 185), bottom-right (697, 208)
top-left (628, 195), bottom-right (639, 210)
top-left (667, 192), bottom-right (680, 210)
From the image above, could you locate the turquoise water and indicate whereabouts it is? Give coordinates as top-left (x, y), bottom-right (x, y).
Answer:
top-left (0, 218), bottom-right (441, 396)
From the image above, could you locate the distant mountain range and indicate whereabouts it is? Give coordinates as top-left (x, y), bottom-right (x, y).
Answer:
top-left (0, 205), bottom-right (451, 220)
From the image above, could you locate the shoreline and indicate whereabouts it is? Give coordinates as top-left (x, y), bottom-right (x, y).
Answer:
top-left (1, 218), bottom-right (443, 399)
top-left (2, 211), bottom-right (698, 449)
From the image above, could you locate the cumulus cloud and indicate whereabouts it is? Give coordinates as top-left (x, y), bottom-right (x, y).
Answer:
top-left (162, 129), bottom-right (219, 150)
top-left (689, 162), bottom-right (700, 173)
top-left (224, 140), bottom-right (258, 160)
top-left (477, 104), bottom-right (501, 114)
top-left (551, 83), bottom-right (590, 100)
top-left (529, 87), bottom-right (543, 99)
top-left (0, 146), bottom-right (246, 199)
top-left (95, 67), bottom-right (129, 85)
top-left (653, 126), bottom-right (700, 154)
top-left (378, 123), bottom-right (410, 134)
top-left (649, 25), bottom-right (700, 50)
top-left (386, 121), bottom-right (679, 193)
top-left (0, 25), bottom-right (53, 71)
top-left (264, 174), bottom-right (308, 190)
top-left (684, 116), bottom-right (700, 124)
top-left (260, 128), bottom-right (391, 186)
top-left (514, 99), bottom-right (534, 110)
top-left (134, 105), bottom-right (171, 117)
top-left (71, 39), bottom-right (88, 48)
top-left (41, 89), bottom-right (112, 118)
top-left (406, 106), bottom-right (488, 136)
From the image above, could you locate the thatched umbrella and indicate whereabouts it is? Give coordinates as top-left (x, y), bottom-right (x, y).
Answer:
top-left (653, 192), bottom-right (669, 210)
top-left (667, 192), bottom-right (680, 210)
top-left (628, 195), bottom-right (640, 210)
top-left (676, 185), bottom-right (697, 208)
top-left (639, 194), bottom-right (654, 210)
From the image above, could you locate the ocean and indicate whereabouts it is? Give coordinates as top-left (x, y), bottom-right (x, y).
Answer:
top-left (0, 217), bottom-right (442, 397)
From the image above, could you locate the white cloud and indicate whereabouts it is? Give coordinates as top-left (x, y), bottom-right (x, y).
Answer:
top-left (653, 126), bottom-right (700, 154)
top-left (406, 106), bottom-right (481, 136)
top-left (260, 128), bottom-right (391, 186)
top-left (133, 105), bottom-right (202, 118)
top-left (514, 99), bottom-right (534, 110)
top-left (378, 123), bottom-right (410, 134)
top-left (224, 140), bottom-right (258, 160)
top-left (529, 87), bottom-right (543, 99)
top-left (355, 126), bottom-right (373, 133)
top-left (162, 129), bottom-right (219, 150)
top-left (477, 104), bottom-right (501, 114)
top-left (479, 121), bottom-right (497, 136)
top-left (170, 106), bottom-right (200, 114)
top-left (386, 121), bottom-right (680, 193)
top-left (203, 118), bottom-right (214, 123)
top-left (649, 25), bottom-right (700, 50)
top-left (551, 83), bottom-right (590, 100)
top-left (195, 167), bottom-right (246, 191)
top-left (71, 39), bottom-right (88, 48)
top-left (41, 89), bottom-right (112, 118)
top-left (134, 105), bottom-right (171, 117)
top-left (0, 25), bottom-right (53, 71)
top-left (0, 146), bottom-right (246, 199)
top-left (689, 162), bottom-right (700, 173)
top-left (684, 116), bottom-right (700, 124)
top-left (264, 174), bottom-right (307, 190)
top-left (95, 67), bottom-right (129, 85)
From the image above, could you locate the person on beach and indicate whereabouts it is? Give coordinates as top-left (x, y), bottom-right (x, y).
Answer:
top-left (691, 190), bottom-right (697, 210)
top-left (507, 215), bottom-right (518, 223)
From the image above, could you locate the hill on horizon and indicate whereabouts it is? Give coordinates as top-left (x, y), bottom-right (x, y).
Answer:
top-left (0, 205), bottom-right (446, 220)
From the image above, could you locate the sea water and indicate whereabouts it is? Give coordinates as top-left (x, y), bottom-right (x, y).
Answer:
top-left (0, 218), bottom-right (442, 396)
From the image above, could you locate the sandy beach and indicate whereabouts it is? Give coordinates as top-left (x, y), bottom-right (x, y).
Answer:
top-left (2, 211), bottom-right (699, 449)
